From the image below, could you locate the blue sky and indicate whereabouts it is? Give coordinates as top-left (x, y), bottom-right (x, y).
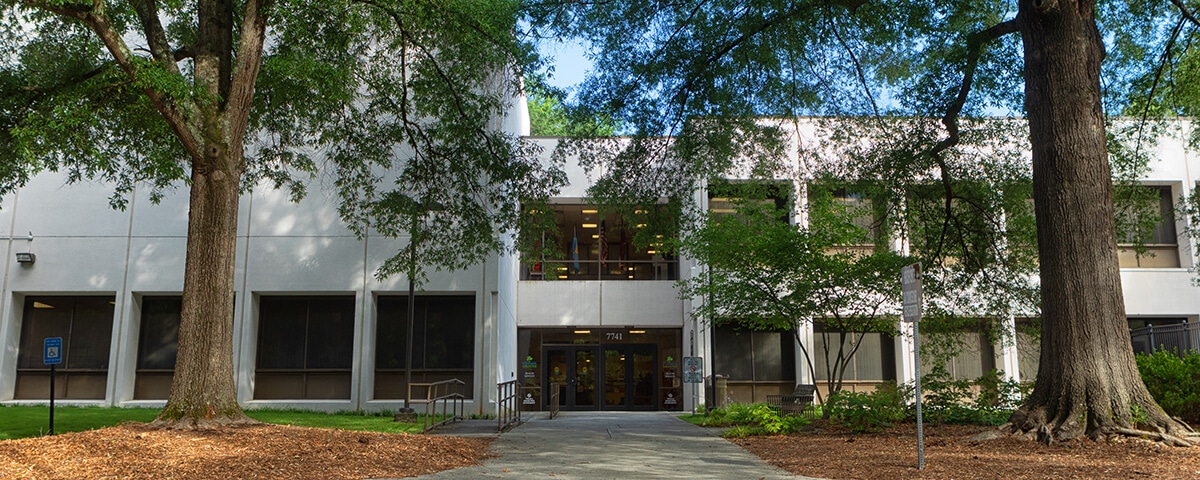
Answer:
top-left (537, 39), bottom-right (592, 98)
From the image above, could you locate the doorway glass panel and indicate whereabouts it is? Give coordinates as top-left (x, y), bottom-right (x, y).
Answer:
top-left (542, 343), bottom-right (658, 410)
top-left (547, 349), bottom-right (567, 408)
top-left (604, 349), bottom-right (626, 407)
top-left (574, 349), bottom-right (596, 407)
top-left (633, 350), bottom-right (655, 407)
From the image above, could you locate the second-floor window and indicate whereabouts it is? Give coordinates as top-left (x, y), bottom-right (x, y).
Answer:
top-left (524, 204), bottom-right (678, 281)
top-left (1117, 185), bottom-right (1179, 268)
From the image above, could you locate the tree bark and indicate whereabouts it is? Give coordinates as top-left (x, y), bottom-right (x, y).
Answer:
top-left (152, 146), bottom-right (254, 428)
top-left (1007, 0), bottom-right (1189, 442)
top-left (148, 0), bottom-right (268, 428)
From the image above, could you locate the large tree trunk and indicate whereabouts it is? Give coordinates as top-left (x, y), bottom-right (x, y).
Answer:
top-left (1006, 0), bottom-right (1188, 443)
top-left (152, 145), bottom-right (255, 428)
top-left (150, 0), bottom-right (262, 428)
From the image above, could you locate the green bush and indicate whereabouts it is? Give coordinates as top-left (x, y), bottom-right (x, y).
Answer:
top-left (826, 387), bottom-right (908, 432)
top-left (698, 402), bottom-right (809, 435)
top-left (920, 366), bottom-right (976, 424)
top-left (1136, 349), bottom-right (1200, 424)
top-left (913, 367), bottom-right (1024, 426)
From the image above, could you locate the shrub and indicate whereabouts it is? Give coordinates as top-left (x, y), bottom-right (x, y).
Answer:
top-left (826, 387), bottom-right (908, 432)
top-left (1136, 349), bottom-right (1200, 424)
top-left (701, 402), bottom-right (809, 435)
top-left (913, 367), bottom-right (1024, 426)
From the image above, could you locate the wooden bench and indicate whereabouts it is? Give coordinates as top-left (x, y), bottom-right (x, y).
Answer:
top-left (767, 384), bottom-right (815, 416)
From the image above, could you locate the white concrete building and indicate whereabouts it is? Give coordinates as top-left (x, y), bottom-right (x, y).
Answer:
top-left (2, 118), bottom-right (1198, 414)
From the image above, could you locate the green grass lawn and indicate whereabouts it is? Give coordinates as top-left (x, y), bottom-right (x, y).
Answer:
top-left (0, 406), bottom-right (429, 440)
top-left (0, 405), bottom-right (160, 440)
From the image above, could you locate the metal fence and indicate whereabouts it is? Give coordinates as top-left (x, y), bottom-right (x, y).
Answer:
top-left (1130, 323), bottom-right (1200, 357)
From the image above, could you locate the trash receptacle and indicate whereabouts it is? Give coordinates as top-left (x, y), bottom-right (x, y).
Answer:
top-left (714, 374), bottom-right (727, 409)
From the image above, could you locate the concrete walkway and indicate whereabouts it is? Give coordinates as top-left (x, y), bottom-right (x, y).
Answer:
top-left (411, 412), bottom-right (812, 479)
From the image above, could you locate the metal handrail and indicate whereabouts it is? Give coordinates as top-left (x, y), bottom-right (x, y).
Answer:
top-left (548, 382), bottom-right (560, 419)
top-left (407, 378), bottom-right (465, 433)
top-left (497, 380), bottom-right (522, 432)
top-left (522, 258), bottom-right (679, 281)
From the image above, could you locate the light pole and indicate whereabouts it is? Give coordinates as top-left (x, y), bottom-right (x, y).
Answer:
top-left (396, 197), bottom-right (441, 419)
top-left (400, 211), bottom-right (419, 415)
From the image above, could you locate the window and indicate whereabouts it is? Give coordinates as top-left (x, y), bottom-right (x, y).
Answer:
top-left (808, 185), bottom-right (881, 254)
top-left (1118, 185), bottom-right (1180, 267)
top-left (374, 295), bottom-right (476, 399)
top-left (712, 326), bottom-right (795, 382)
top-left (523, 204), bottom-right (678, 281)
top-left (831, 189), bottom-right (877, 243)
top-left (134, 296), bottom-right (182, 399)
top-left (918, 332), bottom-right (996, 381)
top-left (812, 324), bottom-right (896, 382)
top-left (15, 296), bottom-right (115, 399)
top-left (254, 296), bottom-right (355, 399)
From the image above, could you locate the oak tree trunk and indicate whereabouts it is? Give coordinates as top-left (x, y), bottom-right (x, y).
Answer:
top-left (151, 145), bottom-right (255, 429)
top-left (1007, 0), bottom-right (1188, 442)
top-left (149, 0), bottom-right (265, 428)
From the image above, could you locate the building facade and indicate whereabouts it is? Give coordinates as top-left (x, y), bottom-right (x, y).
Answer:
top-left (2, 119), bottom-right (1199, 414)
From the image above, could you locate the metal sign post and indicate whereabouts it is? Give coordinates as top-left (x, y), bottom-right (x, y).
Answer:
top-left (901, 264), bottom-right (924, 470)
top-left (44, 337), bottom-right (63, 435)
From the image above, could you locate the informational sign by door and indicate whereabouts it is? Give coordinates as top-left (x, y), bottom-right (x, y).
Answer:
top-left (682, 357), bottom-right (703, 383)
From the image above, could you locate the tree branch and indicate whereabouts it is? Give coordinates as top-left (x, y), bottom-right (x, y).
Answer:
top-left (30, 1), bottom-right (205, 161)
top-left (130, 0), bottom-right (180, 72)
top-left (225, 0), bottom-right (272, 163)
top-left (1168, 0), bottom-right (1200, 28)
top-left (927, 19), bottom-right (1018, 262)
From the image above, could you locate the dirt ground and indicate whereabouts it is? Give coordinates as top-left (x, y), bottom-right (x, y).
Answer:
top-left (736, 422), bottom-right (1200, 480)
top-left (0, 423), bottom-right (491, 480)
top-left (2, 421), bottom-right (1199, 479)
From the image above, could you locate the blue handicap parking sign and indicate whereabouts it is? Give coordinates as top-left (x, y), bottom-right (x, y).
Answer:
top-left (44, 337), bottom-right (63, 365)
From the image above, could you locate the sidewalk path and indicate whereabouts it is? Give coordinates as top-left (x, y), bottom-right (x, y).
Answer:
top-left (410, 411), bottom-right (811, 479)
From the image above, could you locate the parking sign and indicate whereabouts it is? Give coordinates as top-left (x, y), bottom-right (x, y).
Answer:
top-left (44, 337), bottom-right (63, 365)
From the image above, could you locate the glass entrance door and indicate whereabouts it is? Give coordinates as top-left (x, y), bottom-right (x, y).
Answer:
top-left (546, 344), bottom-right (656, 411)
top-left (604, 345), bottom-right (657, 410)
top-left (545, 346), bottom-right (598, 410)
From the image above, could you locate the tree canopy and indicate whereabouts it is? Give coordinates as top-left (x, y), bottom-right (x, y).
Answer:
top-left (532, 0), bottom-right (1196, 444)
top-left (1, 0), bottom-right (564, 426)
top-left (678, 181), bottom-right (910, 403)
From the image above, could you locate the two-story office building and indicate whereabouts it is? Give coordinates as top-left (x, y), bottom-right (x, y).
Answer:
top-left (2, 114), bottom-right (1199, 414)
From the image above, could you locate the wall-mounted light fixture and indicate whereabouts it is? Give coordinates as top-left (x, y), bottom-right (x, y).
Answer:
top-left (4, 232), bottom-right (35, 266)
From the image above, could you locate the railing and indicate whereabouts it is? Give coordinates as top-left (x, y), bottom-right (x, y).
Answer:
top-left (522, 259), bottom-right (679, 281)
top-left (498, 380), bottom-right (522, 432)
top-left (1131, 323), bottom-right (1199, 357)
top-left (407, 378), bottom-right (466, 433)
top-left (548, 382), bottom-right (561, 419)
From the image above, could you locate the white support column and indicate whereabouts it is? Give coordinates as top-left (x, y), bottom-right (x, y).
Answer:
top-left (897, 322), bottom-right (918, 385)
top-left (795, 320), bottom-right (815, 385)
top-left (998, 316), bottom-right (1021, 383)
